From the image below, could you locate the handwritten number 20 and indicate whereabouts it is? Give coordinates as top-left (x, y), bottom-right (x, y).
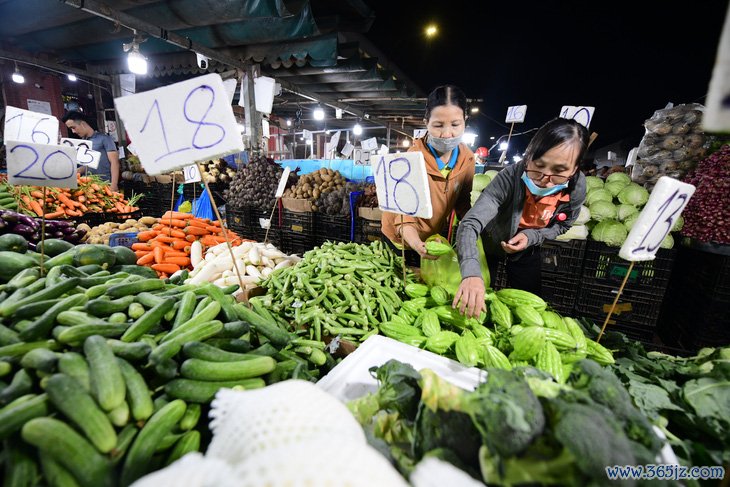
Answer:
top-left (11, 145), bottom-right (75, 181)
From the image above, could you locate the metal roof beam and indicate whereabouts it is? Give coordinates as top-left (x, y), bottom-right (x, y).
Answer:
top-left (0, 47), bottom-right (110, 81)
top-left (264, 57), bottom-right (376, 77)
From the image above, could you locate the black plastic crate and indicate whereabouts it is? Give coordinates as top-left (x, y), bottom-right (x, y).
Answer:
top-left (539, 240), bottom-right (586, 277)
top-left (359, 220), bottom-right (383, 244)
top-left (280, 230), bottom-right (315, 256)
top-left (315, 213), bottom-right (352, 245)
top-left (249, 207), bottom-right (281, 245)
top-left (540, 272), bottom-right (579, 315)
top-left (226, 207), bottom-right (250, 237)
top-left (581, 241), bottom-right (676, 291)
top-left (575, 281), bottom-right (664, 330)
top-left (279, 209), bottom-right (315, 254)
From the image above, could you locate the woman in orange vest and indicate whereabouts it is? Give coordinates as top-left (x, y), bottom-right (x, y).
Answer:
top-left (454, 118), bottom-right (589, 317)
top-left (381, 85), bottom-right (475, 260)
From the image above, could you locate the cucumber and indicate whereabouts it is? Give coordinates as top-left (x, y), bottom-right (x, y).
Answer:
top-left (135, 292), bottom-right (166, 308)
top-left (180, 356), bottom-right (276, 381)
top-left (120, 298), bottom-right (175, 343)
top-left (164, 377), bottom-right (266, 403)
top-left (45, 374), bottom-right (117, 453)
top-left (148, 320), bottom-right (223, 366)
top-left (84, 278), bottom-right (127, 299)
top-left (39, 450), bottom-right (82, 487)
top-left (25, 277), bottom-right (47, 294)
top-left (203, 284), bottom-right (239, 322)
top-left (107, 340), bottom-right (151, 362)
top-left (14, 298), bottom-right (62, 320)
top-left (117, 358), bottom-right (153, 422)
top-left (0, 278), bottom-right (81, 318)
top-left (56, 310), bottom-right (104, 327)
top-left (0, 340), bottom-right (59, 360)
top-left (217, 320), bottom-right (251, 339)
top-left (154, 358), bottom-right (179, 381)
top-left (204, 338), bottom-right (253, 354)
top-left (154, 432), bottom-right (184, 452)
top-left (0, 251), bottom-right (37, 282)
top-left (193, 296), bottom-right (213, 315)
top-left (19, 294), bottom-right (89, 341)
top-left (161, 301), bottom-right (221, 344)
top-left (179, 403), bottom-right (201, 431)
top-left (21, 417), bottom-right (113, 487)
top-left (3, 440), bottom-right (39, 487)
top-left (107, 279), bottom-right (165, 299)
top-left (57, 353), bottom-right (90, 391)
top-left (249, 342), bottom-right (279, 357)
top-left (56, 264), bottom-right (88, 278)
top-left (182, 341), bottom-right (258, 362)
top-left (57, 323), bottom-right (129, 345)
top-left (5, 268), bottom-right (40, 292)
top-left (84, 295), bottom-right (135, 317)
top-left (38, 239), bottom-right (74, 257)
top-left (0, 288), bottom-right (32, 317)
top-left (109, 424), bottom-right (138, 467)
top-left (108, 312), bottom-right (128, 324)
top-left (163, 307), bottom-right (176, 323)
top-left (0, 393), bottom-right (49, 440)
top-left (120, 400), bottom-right (187, 486)
top-left (0, 324), bottom-right (21, 346)
top-left (127, 302), bottom-right (146, 320)
top-left (0, 233), bottom-right (29, 253)
top-left (19, 348), bottom-right (58, 373)
top-left (84, 336), bottom-right (126, 412)
top-left (108, 265), bottom-right (159, 279)
top-left (107, 400), bottom-right (130, 428)
top-left (166, 431), bottom-right (200, 466)
top-left (236, 304), bottom-right (292, 347)
top-left (75, 264), bottom-right (104, 275)
top-left (171, 291), bottom-right (196, 331)
top-left (0, 361), bottom-right (11, 377)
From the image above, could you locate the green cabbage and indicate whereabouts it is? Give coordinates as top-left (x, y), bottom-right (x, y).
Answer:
top-left (591, 219), bottom-right (628, 247)
top-left (606, 172), bottom-right (632, 186)
top-left (556, 225), bottom-right (589, 241)
top-left (470, 190), bottom-right (482, 206)
top-left (585, 189), bottom-right (613, 206)
top-left (661, 233), bottom-right (674, 249)
top-left (617, 183), bottom-right (649, 206)
top-left (575, 205), bottom-right (591, 225)
top-left (617, 204), bottom-right (639, 222)
top-left (473, 174), bottom-right (492, 192)
top-left (590, 200), bottom-right (618, 221)
top-left (605, 180), bottom-right (630, 197)
top-left (624, 213), bottom-right (639, 232)
top-left (585, 176), bottom-right (604, 192)
top-left (485, 170), bottom-right (500, 180)
top-left (672, 215), bottom-right (684, 232)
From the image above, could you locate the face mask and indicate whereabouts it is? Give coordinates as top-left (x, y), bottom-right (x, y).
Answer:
top-left (428, 134), bottom-right (462, 153)
top-left (521, 172), bottom-right (569, 196)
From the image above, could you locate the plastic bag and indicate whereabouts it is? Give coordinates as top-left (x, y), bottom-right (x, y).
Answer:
top-left (193, 188), bottom-right (215, 220)
top-left (420, 234), bottom-right (490, 295)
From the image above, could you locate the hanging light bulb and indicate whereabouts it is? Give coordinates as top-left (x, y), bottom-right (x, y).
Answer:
top-left (123, 33), bottom-right (148, 75)
top-left (12, 63), bottom-right (24, 84)
top-left (402, 138), bottom-right (411, 148)
top-left (353, 123), bottom-right (363, 136)
top-left (286, 119), bottom-right (292, 127)
top-left (313, 105), bottom-right (325, 121)
top-left (67, 73), bottom-right (77, 82)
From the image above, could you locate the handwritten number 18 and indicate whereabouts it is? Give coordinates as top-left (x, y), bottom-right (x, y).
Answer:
top-left (375, 156), bottom-right (420, 215)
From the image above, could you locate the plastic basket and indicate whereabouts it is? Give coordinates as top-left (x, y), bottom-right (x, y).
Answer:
top-left (226, 207), bottom-right (250, 237)
top-left (540, 272), bottom-right (579, 315)
top-left (249, 207), bottom-right (281, 246)
top-left (109, 232), bottom-right (138, 248)
top-left (539, 240), bottom-right (586, 277)
top-left (358, 219), bottom-right (383, 244)
top-left (315, 213), bottom-right (352, 246)
top-left (574, 281), bottom-right (664, 330)
top-left (581, 241), bottom-right (676, 291)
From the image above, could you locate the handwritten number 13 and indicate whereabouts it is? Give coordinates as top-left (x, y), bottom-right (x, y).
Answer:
top-left (633, 190), bottom-right (687, 254)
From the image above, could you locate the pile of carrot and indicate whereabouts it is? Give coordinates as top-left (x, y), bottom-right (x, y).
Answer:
top-left (132, 211), bottom-right (250, 278)
top-left (13, 175), bottom-right (139, 219)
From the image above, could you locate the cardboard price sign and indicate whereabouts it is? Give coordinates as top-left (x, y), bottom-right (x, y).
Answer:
top-left (114, 73), bottom-right (244, 175)
top-left (619, 176), bottom-right (695, 262)
top-left (275, 167), bottom-right (291, 198)
top-left (60, 138), bottom-right (101, 169)
top-left (559, 106), bottom-right (595, 128)
top-left (6, 141), bottom-right (78, 189)
top-left (505, 105), bottom-right (527, 123)
top-left (371, 151), bottom-right (433, 218)
top-left (4, 106), bottom-right (59, 146)
top-left (183, 164), bottom-right (202, 183)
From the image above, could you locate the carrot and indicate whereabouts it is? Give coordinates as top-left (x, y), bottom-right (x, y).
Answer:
top-left (29, 200), bottom-right (44, 217)
top-left (171, 240), bottom-right (190, 250)
top-left (30, 190), bottom-right (44, 199)
top-left (134, 250), bottom-right (151, 258)
top-left (164, 250), bottom-right (189, 258)
top-left (137, 253), bottom-right (155, 265)
top-left (185, 235), bottom-right (198, 243)
top-left (105, 186), bottom-right (114, 196)
top-left (183, 226), bottom-right (210, 236)
top-left (153, 246), bottom-right (165, 264)
top-left (137, 231), bottom-right (158, 242)
top-left (56, 193), bottom-right (75, 208)
top-left (201, 235), bottom-right (227, 246)
top-left (162, 219), bottom-right (188, 228)
top-left (44, 211), bottom-right (65, 219)
top-left (154, 235), bottom-right (181, 244)
top-left (205, 225), bottom-right (222, 234)
top-left (187, 219), bottom-right (210, 229)
top-left (209, 220), bottom-right (221, 227)
top-left (162, 256), bottom-right (191, 267)
top-left (151, 263), bottom-right (181, 274)
top-left (132, 243), bottom-right (152, 251)
top-left (161, 211), bottom-right (194, 220)
top-left (77, 204), bottom-right (89, 213)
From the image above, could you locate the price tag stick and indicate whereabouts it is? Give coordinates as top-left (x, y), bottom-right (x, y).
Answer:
top-left (264, 200), bottom-right (277, 244)
top-left (498, 122), bottom-right (515, 164)
top-left (167, 174), bottom-right (177, 235)
top-left (596, 260), bottom-right (635, 343)
top-left (39, 186), bottom-right (47, 276)
top-left (400, 215), bottom-right (407, 288)
top-left (196, 162), bottom-right (246, 293)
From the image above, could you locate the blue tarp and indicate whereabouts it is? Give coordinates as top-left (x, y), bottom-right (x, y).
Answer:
top-left (277, 159), bottom-right (373, 181)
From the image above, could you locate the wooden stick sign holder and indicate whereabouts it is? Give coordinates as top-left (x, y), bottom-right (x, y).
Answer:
top-left (265, 167), bottom-right (291, 244)
top-left (596, 176), bottom-right (696, 342)
top-left (499, 105), bottom-right (527, 164)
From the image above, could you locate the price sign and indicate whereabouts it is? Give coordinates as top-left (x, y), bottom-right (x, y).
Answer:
top-left (619, 176), bottom-right (695, 262)
top-left (114, 73), bottom-right (244, 175)
top-left (341, 141), bottom-right (354, 157)
top-left (302, 129), bottom-right (313, 141)
top-left (274, 167), bottom-right (291, 198)
top-left (559, 106), bottom-right (595, 128)
top-left (353, 148), bottom-right (370, 166)
top-left (4, 106), bottom-right (59, 145)
top-left (60, 138), bottom-right (101, 169)
top-left (505, 105), bottom-right (527, 123)
top-left (183, 164), bottom-right (202, 183)
top-left (413, 129), bottom-right (427, 139)
top-left (6, 141), bottom-right (78, 188)
top-left (371, 151), bottom-right (432, 218)
top-left (362, 137), bottom-right (378, 152)
top-left (378, 144), bottom-right (389, 155)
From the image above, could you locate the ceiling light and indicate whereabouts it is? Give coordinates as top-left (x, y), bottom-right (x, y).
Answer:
top-left (313, 106), bottom-right (325, 121)
top-left (462, 131), bottom-right (477, 146)
top-left (353, 123), bottom-right (363, 136)
top-left (123, 34), bottom-right (148, 75)
top-left (286, 119), bottom-right (292, 127)
top-left (489, 136), bottom-right (495, 140)
top-left (67, 73), bottom-right (77, 82)
top-left (402, 139), bottom-right (411, 148)
top-left (12, 63), bottom-right (24, 84)
top-left (513, 155), bottom-right (523, 163)
top-left (470, 107), bottom-right (479, 114)
top-left (499, 142), bottom-right (509, 151)
top-left (425, 24), bottom-right (438, 38)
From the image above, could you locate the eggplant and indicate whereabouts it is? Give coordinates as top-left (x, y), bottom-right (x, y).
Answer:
top-left (0, 210), bottom-right (19, 225)
top-left (13, 224), bottom-right (35, 238)
top-left (27, 242), bottom-right (37, 251)
top-left (17, 214), bottom-right (38, 228)
top-left (61, 226), bottom-right (76, 236)
top-left (65, 230), bottom-right (84, 244)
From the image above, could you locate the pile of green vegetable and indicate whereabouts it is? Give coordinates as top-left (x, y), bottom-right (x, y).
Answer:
top-left (260, 240), bottom-right (409, 344)
top-left (349, 359), bottom-right (665, 486)
top-left (0, 243), bottom-right (330, 486)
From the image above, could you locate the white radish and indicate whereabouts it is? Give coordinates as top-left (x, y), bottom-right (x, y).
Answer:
top-left (274, 259), bottom-right (293, 270)
top-left (245, 265), bottom-right (262, 279)
top-left (248, 246), bottom-right (261, 266)
top-left (190, 241), bottom-right (204, 268)
top-left (189, 257), bottom-right (230, 284)
top-left (261, 267), bottom-right (273, 278)
top-left (261, 256), bottom-right (274, 268)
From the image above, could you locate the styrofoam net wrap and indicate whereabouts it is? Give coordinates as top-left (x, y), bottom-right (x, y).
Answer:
top-left (219, 438), bottom-right (410, 487)
top-left (206, 380), bottom-right (366, 464)
top-left (130, 453), bottom-right (234, 487)
top-left (410, 457), bottom-right (486, 487)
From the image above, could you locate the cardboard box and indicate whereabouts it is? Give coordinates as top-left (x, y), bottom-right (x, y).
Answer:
top-left (281, 197), bottom-right (313, 213)
top-left (358, 207), bottom-right (383, 221)
top-left (235, 285), bottom-right (266, 303)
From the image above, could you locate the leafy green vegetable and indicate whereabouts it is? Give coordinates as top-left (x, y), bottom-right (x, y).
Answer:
top-left (589, 200), bottom-right (618, 221)
top-left (591, 219), bottom-right (628, 247)
top-left (617, 183), bottom-right (649, 206)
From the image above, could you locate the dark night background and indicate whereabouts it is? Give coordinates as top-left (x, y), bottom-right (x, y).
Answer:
top-left (362, 0), bottom-right (728, 158)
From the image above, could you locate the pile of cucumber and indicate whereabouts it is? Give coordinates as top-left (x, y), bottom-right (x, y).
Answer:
top-left (0, 243), bottom-right (331, 487)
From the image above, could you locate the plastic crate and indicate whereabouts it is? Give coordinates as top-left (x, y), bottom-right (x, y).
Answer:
top-left (226, 207), bottom-right (250, 237)
top-left (575, 280), bottom-right (664, 331)
top-left (540, 272), bottom-right (579, 315)
top-left (358, 219), bottom-right (383, 244)
top-left (109, 232), bottom-right (138, 248)
top-left (581, 241), bottom-right (676, 291)
top-left (315, 213), bottom-right (352, 245)
top-left (249, 207), bottom-right (281, 246)
top-left (539, 240), bottom-right (586, 277)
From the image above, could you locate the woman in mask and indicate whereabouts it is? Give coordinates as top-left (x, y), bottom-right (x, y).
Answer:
top-left (381, 85), bottom-right (475, 260)
top-left (453, 118), bottom-right (589, 317)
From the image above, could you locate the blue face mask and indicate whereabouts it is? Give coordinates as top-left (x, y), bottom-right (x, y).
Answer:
top-left (521, 172), bottom-right (569, 196)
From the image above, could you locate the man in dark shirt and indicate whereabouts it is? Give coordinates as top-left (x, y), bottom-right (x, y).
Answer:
top-left (62, 111), bottom-right (120, 191)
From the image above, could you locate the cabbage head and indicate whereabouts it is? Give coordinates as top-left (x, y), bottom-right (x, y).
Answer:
top-left (671, 215), bottom-right (684, 232)
top-left (660, 233), bottom-right (674, 249)
top-left (624, 213), bottom-right (639, 232)
top-left (585, 189), bottom-right (613, 206)
top-left (585, 176), bottom-right (604, 192)
top-left (617, 204), bottom-right (639, 222)
top-left (617, 183), bottom-right (649, 206)
top-left (590, 200), bottom-right (618, 221)
top-left (605, 180), bottom-right (630, 197)
top-left (591, 219), bottom-right (628, 247)
top-left (470, 190), bottom-right (482, 206)
top-left (472, 174), bottom-right (492, 192)
top-left (606, 172), bottom-right (632, 186)
top-left (575, 205), bottom-right (591, 225)
top-left (556, 225), bottom-right (588, 241)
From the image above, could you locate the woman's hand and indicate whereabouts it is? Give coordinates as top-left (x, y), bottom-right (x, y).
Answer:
top-left (401, 226), bottom-right (438, 260)
top-left (453, 276), bottom-right (486, 318)
top-left (501, 232), bottom-right (529, 254)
